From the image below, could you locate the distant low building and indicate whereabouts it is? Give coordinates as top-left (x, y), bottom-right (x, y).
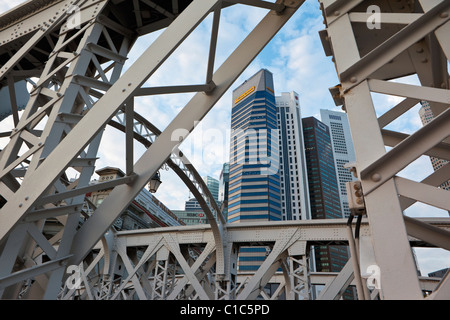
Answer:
top-left (172, 207), bottom-right (208, 225)
top-left (172, 175), bottom-right (223, 225)
top-left (88, 167), bottom-right (184, 230)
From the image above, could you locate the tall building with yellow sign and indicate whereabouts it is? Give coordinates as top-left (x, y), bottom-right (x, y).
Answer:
top-left (228, 69), bottom-right (281, 225)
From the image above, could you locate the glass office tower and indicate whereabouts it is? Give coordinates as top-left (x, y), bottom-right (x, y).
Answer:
top-left (228, 69), bottom-right (281, 273)
top-left (302, 116), bottom-right (354, 299)
top-left (228, 69), bottom-right (281, 223)
top-left (203, 175), bottom-right (220, 202)
top-left (302, 117), bottom-right (349, 271)
top-left (302, 117), bottom-right (342, 220)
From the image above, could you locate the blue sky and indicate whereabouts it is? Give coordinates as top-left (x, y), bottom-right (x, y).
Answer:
top-left (1, 0), bottom-right (449, 277)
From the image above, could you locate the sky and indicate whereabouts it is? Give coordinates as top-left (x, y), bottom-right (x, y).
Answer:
top-left (1, 0), bottom-right (449, 277)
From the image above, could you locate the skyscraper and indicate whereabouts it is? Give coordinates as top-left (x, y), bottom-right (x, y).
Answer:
top-left (320, 109), bottom-right (356, 218)
top-left (276, 92), bottom-right (311, 221)
top-left (302, 117), bottom-right (348, 278)
top-left (302, 117), bottom-right (342, 220)
top-left (203, 175), bottom-right (220, 202)
top-left (228, 69), bottom-right (281, 223)
top-left (227, 69), bottom-right (281, 273)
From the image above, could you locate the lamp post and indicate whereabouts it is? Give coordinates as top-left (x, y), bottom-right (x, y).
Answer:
top-left (148, 171), bottom-right (162, 193)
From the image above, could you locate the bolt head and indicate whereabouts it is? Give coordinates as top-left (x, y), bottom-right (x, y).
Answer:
top-left (371, 173), bottom-right (382, 182)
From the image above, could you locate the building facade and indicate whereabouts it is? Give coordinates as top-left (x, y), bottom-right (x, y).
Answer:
top-left (276, 91), bottom-right (311, 221)
top-left (170, 210), bottom-right (206, 225)
top-left (172, 200), bottom-right (208, 225)
top-left (227, 69), bottom-right (282, 273)
top-left (302, 117), bottom-right (353, 298)
top-left (203, 175), bottom-right (220, 202)
top-left (320, 109), bottom-right (356, 218)
top-left (302, 117), bottom-right (342, 220)
top-left (302, 117), bottom-right (348, 273)
top-left (228, 69), bottom-right (281, 223)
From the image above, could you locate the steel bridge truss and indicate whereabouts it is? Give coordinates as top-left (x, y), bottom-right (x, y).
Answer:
top-left (0, 0), bottom-right (449, 300)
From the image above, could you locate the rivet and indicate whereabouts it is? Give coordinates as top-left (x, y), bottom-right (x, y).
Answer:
top-left (371, 173), bottom-right (381, 182)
